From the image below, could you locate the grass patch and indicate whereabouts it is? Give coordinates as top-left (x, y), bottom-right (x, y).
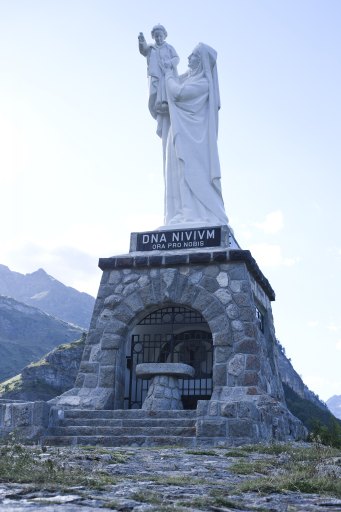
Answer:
top-left (79, 446), bottom-right (130, 463)
top-left (151, 474), bottom-right (209, 486)
top-left (238, 472), bottom-right (341, 498)
top-left (288, 443), bottom-right (340, 463)
top-left (0, 374), bottom-right (23, 395)
top-left (27, 358), bottom-right (48, 368)
top-left (103, 502), bottom-right (121, 510)
top-left (241, 443), bottom-right (293, 455)
top-left (225, 449), bottom-right (248, 458)
top-left (185, 449), bottom-right (218, 456)
top-left (178, 495), bottom-right (248, 510)
top-left (0, 442), bottom-right (118, 488)
top-left (178, 497), bottom-right (211, 508)
top-left (230, 459), bottom-right (276, 475)
top-left (149, 507), bottom-right (188, 512)
top-left (131, 490), bottom-right (163, 504)
top-left (213, 496), bottom-right (246, 509)
top-left (208, 489), bottom-right (269, 511)
top-left (234, 443), bottom-right (341, 499)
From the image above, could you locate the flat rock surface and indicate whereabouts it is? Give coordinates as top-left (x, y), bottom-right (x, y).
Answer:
top-left (0, 444), bottom-right (341, 511)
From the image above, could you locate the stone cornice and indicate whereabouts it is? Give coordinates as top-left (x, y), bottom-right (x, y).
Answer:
top-left (98, 249), bottom-right (275, 301)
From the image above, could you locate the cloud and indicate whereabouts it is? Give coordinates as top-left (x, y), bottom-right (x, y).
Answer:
top-left (307, 320), bottom-right (319, 328)
top-left (303, 374), bottom-right (341, 402)
top-left (303, 376), bottom-right (328, 400)
top-left (327, 323), bottom-right (339, 332)
top-left (254, 210), bottom-right (284, 234)
top-left (249, 243), bottom-right (299, 268)
top-left (335, 340), bottom-right (341, 351)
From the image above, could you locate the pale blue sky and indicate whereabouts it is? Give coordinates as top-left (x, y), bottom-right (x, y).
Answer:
top-left (0, 0), bottom-right (340, 401)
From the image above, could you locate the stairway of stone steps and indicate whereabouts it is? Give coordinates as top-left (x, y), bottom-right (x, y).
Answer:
top-left (43, 409), bottom-right (198, 447)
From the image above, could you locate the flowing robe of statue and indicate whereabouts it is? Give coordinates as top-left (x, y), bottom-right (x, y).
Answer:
top-left (163, 43), bottom-right (228, 227)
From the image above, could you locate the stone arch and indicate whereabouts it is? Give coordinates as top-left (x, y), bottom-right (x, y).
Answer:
top-left (95, 269), bottom-right (230, 409)
top-left (125, 304), bottom-right (213, 409)
top-left (61, 262), bottom-right (263, 410)
top-left (100, 269), bottom-right (229, 344)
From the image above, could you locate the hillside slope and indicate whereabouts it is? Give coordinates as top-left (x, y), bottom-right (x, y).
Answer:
top-left (0, 295), bottom-right (83, 381)
top-left (0, 335), bottom-right (86, 401)
top-left (0, 264), bottom-right (95, 329)
top-left (276, 342), bottom-right (328, 411)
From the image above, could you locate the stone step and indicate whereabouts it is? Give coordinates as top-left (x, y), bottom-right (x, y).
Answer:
top-left (43, 435), bottom-right (197, 448)
top-left (62, 409), bottom-right (197, 420)
top-left (48, 425), bottom-right (196, 437)
top-left (59, 418), bottom-right (196, 428)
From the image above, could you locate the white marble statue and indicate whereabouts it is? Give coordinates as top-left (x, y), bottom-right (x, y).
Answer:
top-left (138, 25), bottom-right (179, 144)
top-left (163, 43), bottom-right (228, 226)
top-left (139, 35), bottom-right (228, 227)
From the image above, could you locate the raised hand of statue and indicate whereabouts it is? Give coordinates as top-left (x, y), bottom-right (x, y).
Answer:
top-left (138, 32), bottom-right (145, 43)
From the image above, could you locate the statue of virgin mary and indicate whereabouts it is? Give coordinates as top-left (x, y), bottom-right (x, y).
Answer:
top-left (162, 43), bottom-right (228, 227)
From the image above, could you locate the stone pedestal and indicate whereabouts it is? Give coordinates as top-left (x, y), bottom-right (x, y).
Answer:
top-left (136, 363), bottom-right (195, 411)
top-left (52, 225), bottom-right (306, 445)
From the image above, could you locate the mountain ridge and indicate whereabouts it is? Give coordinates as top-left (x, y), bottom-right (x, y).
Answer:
top-left (0, 264), bottom-right (95, 329)
top-left (0, 294), bottom-right (83, 381)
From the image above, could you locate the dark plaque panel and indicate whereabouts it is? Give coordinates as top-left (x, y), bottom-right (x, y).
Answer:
top-left (136, 227), bottom-right (221, 252)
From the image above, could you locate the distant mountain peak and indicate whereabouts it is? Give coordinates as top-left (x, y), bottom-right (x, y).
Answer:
top-left (326, 395), bottom-right (341, 420)
top-left (0, 263), bottom-right (95, 329)
top-left (31, 268), bottom-right (47, 276)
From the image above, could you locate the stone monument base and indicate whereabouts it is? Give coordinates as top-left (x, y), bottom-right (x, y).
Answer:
top-left (197, 387), bottom-right (306, 445)
top-left (0, 226), bottom-right (307, 445)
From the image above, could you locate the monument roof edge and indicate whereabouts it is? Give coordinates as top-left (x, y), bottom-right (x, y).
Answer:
top-left (98, 248), bottom-right (275, 301)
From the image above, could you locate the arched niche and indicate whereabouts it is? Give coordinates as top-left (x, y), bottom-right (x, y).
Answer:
top-left (124, 305), bottom-right (213, 409)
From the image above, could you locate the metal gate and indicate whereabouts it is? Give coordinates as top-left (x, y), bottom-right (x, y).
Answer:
top-left (125, 306), bottom-right (213, 409)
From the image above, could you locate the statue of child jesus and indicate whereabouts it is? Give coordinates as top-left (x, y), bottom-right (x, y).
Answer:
top-left (138, 24), bottom-right (179, 137)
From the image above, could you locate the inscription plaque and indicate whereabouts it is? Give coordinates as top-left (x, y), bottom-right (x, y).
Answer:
top-left (136, 227), bottom-right (221, 252)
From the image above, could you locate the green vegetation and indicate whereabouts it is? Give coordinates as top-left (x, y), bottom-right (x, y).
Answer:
top-left (283, 383), bottom-right (341, 448)
top-left (238, 472), bottom-right (341, 497)
top-left (0, 335), bottom-right (86, 400)
top-left (0, 443), bottom-right (86, 486)
top-left (0, 441), bottom-right (340, 508)
top-left (130, 490), bottom-right (163, 504)
top-left (185, 449), bottom-right (218, 456)
top-left (151, 474), bottom-right (208, 486)
top-left (57, 335), bottom-right (86, 351)
top-left (0, 373), bottom-right (22, 395)
top-left (27, 358), bottom-right (48, 368)
top-left (0, 377), bottom-right (61, 398)
top-left (225, 449), bottom-right (248, 457)
top-left (241, 443), bottom-right (294, 455)
top-left (209, 490), bottom-right (269, 511)
top-left (79, 445), bottom-right (131, 463)
top-left (232, 443), bottom-right (341, 498)
top-left (230, 459), bottom-right (276, 475)
top-left (0, 436), bottom-right (121, 488)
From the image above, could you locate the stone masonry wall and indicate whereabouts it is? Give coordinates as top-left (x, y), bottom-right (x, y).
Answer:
top-left (53, 249), bottom-right (305, 443)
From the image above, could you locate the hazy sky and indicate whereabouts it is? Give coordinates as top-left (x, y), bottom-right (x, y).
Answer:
top-left (0, 0), bottom-right (340, 401)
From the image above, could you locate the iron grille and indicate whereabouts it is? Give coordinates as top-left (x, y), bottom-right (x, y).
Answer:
top-left (125, 307), bottom-right (213, 409)
top-left (138, 306), bottom-right (207, 325)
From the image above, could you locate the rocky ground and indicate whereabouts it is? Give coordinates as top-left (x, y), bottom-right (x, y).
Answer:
top-left (0, 442), bottom-right (341, 511)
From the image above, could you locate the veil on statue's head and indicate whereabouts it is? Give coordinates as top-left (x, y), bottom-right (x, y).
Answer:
top-left (194, 42), bottom-right (221, 132)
